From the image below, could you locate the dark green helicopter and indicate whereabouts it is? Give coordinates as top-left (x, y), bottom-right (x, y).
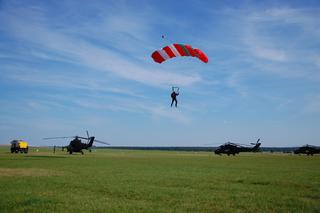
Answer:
top-left (214, 139), bottom-right (261, 155)
top-left (294, 144), bottom-right (320, 155)
top-left (44, 131), bottom-right (109, 154)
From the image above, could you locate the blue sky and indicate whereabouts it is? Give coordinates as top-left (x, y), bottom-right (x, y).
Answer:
top-left (0, 0), bottom-right (319, 147)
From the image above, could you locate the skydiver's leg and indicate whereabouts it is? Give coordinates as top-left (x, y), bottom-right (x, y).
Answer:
top-left (171, 98), bottom-right (174, 107)
top-left (175, 99), bottom-right (178, 107)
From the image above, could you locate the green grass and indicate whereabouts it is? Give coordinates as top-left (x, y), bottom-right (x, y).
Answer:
top-left (0, 147), bottom-right (319, 212)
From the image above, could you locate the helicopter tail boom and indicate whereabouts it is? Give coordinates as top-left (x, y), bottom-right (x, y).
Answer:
top-left (252, 139), bottom-right (261, 151)
top-left (86, 137), bottom-right (95, 149)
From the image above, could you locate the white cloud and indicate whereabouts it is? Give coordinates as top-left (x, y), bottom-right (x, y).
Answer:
top-left (0, 3), bottom-right (201, 88)
top-left (250, 45), bottom-right (288, 62)
top-left (238, 7), bottom-right (320, 80)
top-left (243, 16), bottom-right (290, 62)
top-left (150, 106), bottom-right (191, 124)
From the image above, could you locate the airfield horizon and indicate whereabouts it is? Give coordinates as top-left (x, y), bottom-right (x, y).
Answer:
top-left (0, 148), bottom-right (319, 212)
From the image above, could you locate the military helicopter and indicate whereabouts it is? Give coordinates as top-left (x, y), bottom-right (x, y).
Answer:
top-left (214, 138), bottom-right (261, 155)
top-left (43, 131), bottom-right (109, 154)
top-left (293, 144), bottom-right (320, 155)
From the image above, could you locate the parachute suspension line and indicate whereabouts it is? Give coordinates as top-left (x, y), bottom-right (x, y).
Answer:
top-left (161, 35), bottom-right (167, 48)
top-left (172, 86), bottom-right (180, 93)
top-left (161, 34), bottom-right (174, 46)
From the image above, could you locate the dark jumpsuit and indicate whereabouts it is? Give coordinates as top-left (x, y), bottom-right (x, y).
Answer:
top-left (171, 91), bottom-right (179, 107)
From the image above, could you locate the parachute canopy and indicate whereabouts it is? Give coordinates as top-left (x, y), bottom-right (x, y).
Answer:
top-left (151, 43), bottom-right (208, 64)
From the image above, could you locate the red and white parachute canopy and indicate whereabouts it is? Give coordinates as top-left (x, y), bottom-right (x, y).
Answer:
top-left (151, 43), bottom-right (208, 64)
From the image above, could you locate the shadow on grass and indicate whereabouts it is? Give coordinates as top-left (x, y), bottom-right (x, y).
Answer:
top-left (233, 179), bottom-right (271, 186)
top-left (24, 155), bottom-right (67, 159)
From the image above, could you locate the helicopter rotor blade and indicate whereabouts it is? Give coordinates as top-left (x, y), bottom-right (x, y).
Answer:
top-left (204, 143), bottom-right (221, 146)
top-left (94, 140), bottom-right (110, 145)
top-left (239, 143), bottom-right (251, 147)
top-left (76, 136), bottom-right (90, 140)
top-left (43, 136), bottom-right (74, 140)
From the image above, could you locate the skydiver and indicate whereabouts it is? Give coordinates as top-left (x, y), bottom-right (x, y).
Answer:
top-left (170, 87), bottom-right (179, 107)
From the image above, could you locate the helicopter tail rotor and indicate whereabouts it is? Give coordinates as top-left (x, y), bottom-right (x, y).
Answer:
top-left (250, 138), bottom-right (261, 145)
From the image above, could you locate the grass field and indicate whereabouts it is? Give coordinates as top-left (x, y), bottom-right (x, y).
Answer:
top-left (0, 147), bottom-right (319, 212)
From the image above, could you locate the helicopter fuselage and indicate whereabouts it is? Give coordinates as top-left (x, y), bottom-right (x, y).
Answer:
top-left (215, 142), bottom-right (261, 155)
top-left (294, 145), bottom-right (320, 155)
top-left (65, 137), bottom-right (95, 154)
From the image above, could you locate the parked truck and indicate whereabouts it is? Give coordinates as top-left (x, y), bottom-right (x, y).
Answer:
top-left (10, 140), bottom-right (29, 153)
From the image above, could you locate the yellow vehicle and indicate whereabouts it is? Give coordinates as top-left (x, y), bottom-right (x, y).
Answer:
top-left (10, 140), bottom-right (29, 153)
